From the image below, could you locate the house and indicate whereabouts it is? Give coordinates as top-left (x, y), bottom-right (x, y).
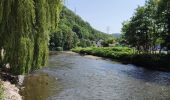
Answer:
top-left (92, 39), bottom-right (104, 47)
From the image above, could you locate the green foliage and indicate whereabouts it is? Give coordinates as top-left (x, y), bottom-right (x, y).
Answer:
top-left (56, 47), bottom-right (63, 51)
top-left (72, 47), bottom-right (170, 70)
top-left (72, 47), bottom-right (133, 59)
top-left (101, 38), bottom-right (116, 47)
top-left (0, 0), bottom-right (63, 75)
top-left (131, 53), bottom-right (170, 68)
top-left (122, 0), bottom-right (170, 53)
top-left (122, 6), bottom-right (151, 51)
top-left (78, 39), bottom-right (92, 48)
top-left (157, 0), bottom-right (170, 50)
top-left (49, 6), bottom-right (113, 50)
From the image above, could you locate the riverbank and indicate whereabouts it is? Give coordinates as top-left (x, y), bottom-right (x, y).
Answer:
top-left (0, 70), bottom-right (23, 100)
top-left (0, 51), bottom-right (63, 100)
top-left (0, 80), bottom-right (22, 100)
top-left (72, 47), bottom-right (170, 71)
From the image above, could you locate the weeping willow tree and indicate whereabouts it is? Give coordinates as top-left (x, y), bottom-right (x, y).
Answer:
top-left (0, 0), bottom-right (63, 75)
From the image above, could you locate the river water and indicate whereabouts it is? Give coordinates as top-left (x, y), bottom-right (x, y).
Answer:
top-left (21, 52), bottom-right (170, 100)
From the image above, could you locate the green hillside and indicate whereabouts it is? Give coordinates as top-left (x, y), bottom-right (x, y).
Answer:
top-left (49, 6), bottom-right (113, 50)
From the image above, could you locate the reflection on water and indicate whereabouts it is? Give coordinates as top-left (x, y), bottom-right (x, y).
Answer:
top-left (20, 73), bottom-right (63, 100)
top-left (22, 52), bottom-right (170, 100)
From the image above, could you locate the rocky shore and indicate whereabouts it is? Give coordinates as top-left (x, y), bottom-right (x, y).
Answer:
top-left (0, 71), bottom-right (23, 100)
top-left (1, 80), bottom-right (22, 100)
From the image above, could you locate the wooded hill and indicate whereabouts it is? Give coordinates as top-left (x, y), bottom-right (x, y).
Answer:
top-left (49, 6), bottom-right (114, 50)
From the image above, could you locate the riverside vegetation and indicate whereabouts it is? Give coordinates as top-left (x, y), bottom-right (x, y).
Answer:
top-left (72, 47), bottom-right (170, 71)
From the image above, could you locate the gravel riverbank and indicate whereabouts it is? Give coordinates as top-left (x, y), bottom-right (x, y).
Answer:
top-left (0, 73), bottom-right (24, 100)
top-left (1, 80), bottom-right (22, 100)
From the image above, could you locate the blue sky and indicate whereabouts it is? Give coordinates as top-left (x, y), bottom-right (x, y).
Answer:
top-left (65, 0), bottom-right (146, 34)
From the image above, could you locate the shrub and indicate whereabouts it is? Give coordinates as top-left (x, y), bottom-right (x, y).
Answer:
top-left (56, 47), bottom-right (63, 51)
top-left (72, 46), bottom-right (170, 70)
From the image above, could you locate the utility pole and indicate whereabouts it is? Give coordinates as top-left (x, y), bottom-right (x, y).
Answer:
top-left (107, 26), bottom-right (110, 34)
top-left (74, 7), bottom-right (77, 14)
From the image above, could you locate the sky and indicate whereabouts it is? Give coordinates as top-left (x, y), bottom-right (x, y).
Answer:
top-left (65, 0), bottom-right (146, 34)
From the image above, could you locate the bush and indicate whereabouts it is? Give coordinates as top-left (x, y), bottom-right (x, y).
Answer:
top-left (56, 47), bottom-right (63, 51)
top-left (72, 46), bottom-right (170, 70)
top-left (72, 46), bottom-right (133, 59)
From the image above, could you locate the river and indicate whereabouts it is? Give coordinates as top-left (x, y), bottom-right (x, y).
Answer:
top-left (21, 52), bottom-right (170, 100)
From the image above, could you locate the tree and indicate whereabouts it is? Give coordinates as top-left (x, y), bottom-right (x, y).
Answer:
top-left (49, 30), bottom-right (63, 51)
top-left (122, 6), bottom-right (151, 52)
top-left (121, 0), bottom-right (167, 54)
top-left (157, 0), bottom-right (170, 52)
top-left (0, 0), bottom-right (63, 75)
top-left (72, 25), bottom-right (82, 39)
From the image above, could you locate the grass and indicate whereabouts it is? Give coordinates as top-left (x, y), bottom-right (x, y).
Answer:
top-left (72, 47), bottom-right (170, 71)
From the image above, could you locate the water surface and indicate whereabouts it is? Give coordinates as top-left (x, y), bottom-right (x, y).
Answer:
top-left (22, 52), bottom-right (170, 100)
